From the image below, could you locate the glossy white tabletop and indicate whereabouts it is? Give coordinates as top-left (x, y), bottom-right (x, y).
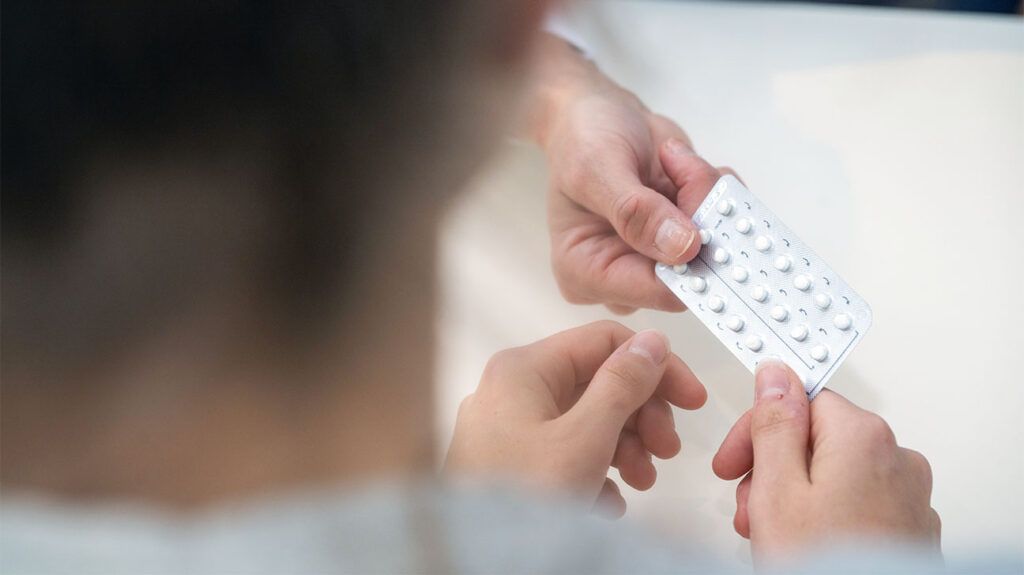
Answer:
top-left (437, 1), bottom-right (1024, 568)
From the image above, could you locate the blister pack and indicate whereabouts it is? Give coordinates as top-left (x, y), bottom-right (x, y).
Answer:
top-left (655, 175), bottom-right (871, 399)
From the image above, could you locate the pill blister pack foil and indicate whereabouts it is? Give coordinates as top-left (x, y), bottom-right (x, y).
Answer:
top-left (655, 175), bottom-right (872, 399)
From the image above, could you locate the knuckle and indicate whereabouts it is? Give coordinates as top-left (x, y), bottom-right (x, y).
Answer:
top-left (549, 249), bottom-right (597, 305)
top-left (610, 191), bottom-right (652, 243)
top-left (557, 282), bottom-right (590, 305)
top-left (859, 412), bottom-right (897, 447)
top-left (456, 393), bottom-right (476, 418)
top-left (590, 319), bottom-right (626, 334)
top-left (605, 303), bottom-right (637, 316)
top-left (904, 448), bottom-right (933, 486)
top-left (551, 262), bottom-right (590, 305)
top-left (481, 347), bottom-right (523, 381)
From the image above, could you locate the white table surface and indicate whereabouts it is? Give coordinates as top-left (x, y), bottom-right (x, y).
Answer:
top-left (436, 1), bottom-right (1024, 568)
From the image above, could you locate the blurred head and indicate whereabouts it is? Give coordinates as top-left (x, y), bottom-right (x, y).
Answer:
top-left (2, 1), bottom-right (553, 499)
top-left (3, 0), bottom-right (548, 383)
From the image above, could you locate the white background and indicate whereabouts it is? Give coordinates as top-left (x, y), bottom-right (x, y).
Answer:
top-left (437, 1), bottom-right (1024, 569)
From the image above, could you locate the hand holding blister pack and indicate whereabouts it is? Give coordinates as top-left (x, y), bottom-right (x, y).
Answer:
top-left (656, 176), bottom-right (871, 398)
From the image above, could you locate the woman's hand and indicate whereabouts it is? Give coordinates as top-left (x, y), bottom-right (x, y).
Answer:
top-left (528, 34), bottom-right (731, 314)
top-left (445, 321), bottom-right (706, 517)
top-left (713, 361), bottom-right (941, 565)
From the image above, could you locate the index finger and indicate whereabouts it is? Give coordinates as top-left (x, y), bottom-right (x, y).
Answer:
top-left (507, 321), bottom-right (706, 413)
top-left (559, 159), bottom-right (700, 266)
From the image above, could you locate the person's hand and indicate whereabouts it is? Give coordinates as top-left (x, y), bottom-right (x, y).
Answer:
top-left (712, 360), bottom-right (941, 565)
top-left (444, 320), bottom-right (707, 517)
top-left (528, 35), bottom-right (733, 314)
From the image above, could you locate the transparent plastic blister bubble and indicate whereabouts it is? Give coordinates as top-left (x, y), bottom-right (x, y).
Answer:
top-left (656, 175), bottom-right (872, 399)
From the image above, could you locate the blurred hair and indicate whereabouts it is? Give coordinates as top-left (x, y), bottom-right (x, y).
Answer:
top-left (2, 0), bottom-right (480, 376)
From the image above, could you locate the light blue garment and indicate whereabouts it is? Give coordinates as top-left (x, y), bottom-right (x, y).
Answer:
top-left (1, 483), bottom-right (1017, 574)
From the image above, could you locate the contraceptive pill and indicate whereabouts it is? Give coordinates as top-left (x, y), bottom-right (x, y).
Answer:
top-left (688, 276), bottom-right (707, 293)
top-left (656, 175), bottom-right (872, 399)
top-left (750, 285), bottom-right (769, 302)
top-left (814, 293), bottom-right (832, 310)
top-left (707, 294), bottom-right (726, 313)
top-left (726, 315), bottom-right (745, 332)
top-left (744, 334), bottom-right (763, 351)
top-left (833, 313), bottom-right (852, 330)
top-left (731, 266), bottom-right (749, 282)
top-left (810, 344), bottom-right (830, 362)
top-left (716, 199), bottom-right (734, 215)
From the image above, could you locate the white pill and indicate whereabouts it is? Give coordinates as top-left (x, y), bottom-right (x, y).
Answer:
top-left (750, 285), bottom-right (769, 302)
top-left (793, 274), bottom-right (812, 291)
top-left (672, 263), bottom-right (688, 274)
top-left (734, 218), bottom-right (753, 234)
top-left (773, 255), bottom-right (792, 272)
top-left (688, 276), bottom-right (707, 293)
top-left (731, 266), bottom-right (749, 282)
top-left (833, 313), bottom-right (853, 330)
top-left (770, 305), bottom-right (789, 322)
top-left (790, 324), bottom-right (809, 341)
top-left (744, 335), bottom-right (763, 352)
top-left (707, 294), bottom-right (726, 313)
top-left (814, 293), bottom-right (832, 310)
top-left (712, 247), bottom-right (730, 264)
top-left (754, 235), bottom-right (772, 252)
top-left (726, 315), bottom-right (745, 332)
top-left (699, 229), bottom-right (712, 245)
top-left (716, 199), bottom-right (734, 216)
top-left (810, 345), bottom-right (829, 362)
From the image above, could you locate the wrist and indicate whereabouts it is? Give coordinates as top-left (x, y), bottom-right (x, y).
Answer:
top-left (527, 33), bottom-right (607, 148)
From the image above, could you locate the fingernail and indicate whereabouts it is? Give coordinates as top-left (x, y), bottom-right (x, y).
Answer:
top-left (628, 330), bottom-right (669, 365)
top-left (664, 138), bottom-right (692, 156)
top-left (655, 218), bottom-right (695, 261)
top-left (755, 359), bottom-right (790, 400)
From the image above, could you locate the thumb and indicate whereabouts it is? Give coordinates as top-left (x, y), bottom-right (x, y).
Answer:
top-left (566, 330), bottom-right (670, 446)
top-left (750, 360), bottom-right (811, 488)
top-left (659, 139), bottom-right (724, 217)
